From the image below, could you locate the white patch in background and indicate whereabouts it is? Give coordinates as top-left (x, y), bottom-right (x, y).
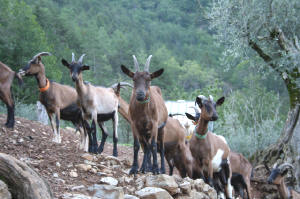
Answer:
top-left (212, 149), bottom-right (224, 172)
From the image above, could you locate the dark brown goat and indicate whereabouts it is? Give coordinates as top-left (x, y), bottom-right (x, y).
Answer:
top-left (0, 62), bottom-right (22, 128)
top-left (121, 55), bottom-right (168, 175)
top-left (187, 95), bottom-right (234, 198)
top-left (18, 52), bottom-right (90, 151)
top-left (267, 163), bottom-right (300, 199)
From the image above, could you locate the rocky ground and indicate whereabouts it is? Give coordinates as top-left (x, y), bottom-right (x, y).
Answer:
top-left (0, 114), bottom-right (279, 198)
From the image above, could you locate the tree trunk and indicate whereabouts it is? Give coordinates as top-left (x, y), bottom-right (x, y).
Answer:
top-left (0, 153), bottom-right (54, 199)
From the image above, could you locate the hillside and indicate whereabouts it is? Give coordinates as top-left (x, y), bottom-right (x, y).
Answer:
top-left (0, 114), bottom-right (278, 198)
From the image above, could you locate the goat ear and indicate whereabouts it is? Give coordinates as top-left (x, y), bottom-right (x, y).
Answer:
top-left (216, 96), bottom-right (225, 106)
top-left (150, 68), bottom-right (164, 79)
top-left (121, 65), bottom-right (134, 78)
top-left (195, 96), bottom-right (203, 108)
top-left (61, 59), bottom-right (70, 68)
top-left (82, 65), bottom-right (90, 71)
top-left (281, 169), bottom-right (289, 176)
top-left (185, 113), bottom-right (196, 121)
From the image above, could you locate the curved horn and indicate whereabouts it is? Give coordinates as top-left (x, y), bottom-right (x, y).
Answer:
top-left (198, 95), bottom-right (208, 101)
top-left (78, 54), bottom-right (86, 63)
top-left (209, 95), bottom-right (214, 101)
top-left (72, 52), bottom-right (75, 63)
top-left (31, 52), bottom-right (51, 62)
top-left (278, 163), bottom-right (294, 171)
top-left (111, 82), bottom-right (133, 89)
top-left (132, 55), bottom-right (140, 71)
top-left (144, 55), bottom-right (152, 72)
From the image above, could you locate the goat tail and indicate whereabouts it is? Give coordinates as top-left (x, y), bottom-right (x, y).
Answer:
top-left (14, 72), bottom-right (23, 87)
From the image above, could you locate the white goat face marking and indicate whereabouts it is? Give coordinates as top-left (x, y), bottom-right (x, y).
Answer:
top-left (212, 149), bottom-right (224, 172)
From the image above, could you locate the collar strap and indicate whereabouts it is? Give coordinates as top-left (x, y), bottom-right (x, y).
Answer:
top-left (39, 78), bottom-right (50, 92)
top-left (138, 95), bottom-right (150, 104)
top-left (193, 125), bottom-right (208, 139)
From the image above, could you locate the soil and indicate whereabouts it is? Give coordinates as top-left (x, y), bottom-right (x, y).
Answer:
top-left (0, 114), bottom-right (278, 198)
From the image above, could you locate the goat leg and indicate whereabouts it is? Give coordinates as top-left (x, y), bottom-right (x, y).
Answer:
top-left (55, 112), bottom-right (61, 143)
top-left (140, 142), bottom-right (150, 173)
top-left (90, 120), bottom-right (98, 154)
top-left (129, 137), bottom-right (140, 175)
top-left (112, 112), bottom-right (118, 157)
top-left (150, 137), bottom-right (159, 175)
top-left (97, 122), bottom-right (108, 154)
top-left (5, 104), bottom-right (14, 128)
top-left (83, 120), bottom-right (93, 153)
top-left (158, 129), bottom-right (166, 174)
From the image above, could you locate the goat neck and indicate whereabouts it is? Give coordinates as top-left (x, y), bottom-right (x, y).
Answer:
top-left (35, 64), bottom-right (48, 90)
top-left (195, 116), bottom-right (209, 139)
top-left (74, 72), bottom-right (87, 97)
top-left (277, 178), bottom-right (291, 199)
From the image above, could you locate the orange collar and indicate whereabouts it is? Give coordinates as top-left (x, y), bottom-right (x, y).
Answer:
top-left (39, 79), bottom-right (50, 92)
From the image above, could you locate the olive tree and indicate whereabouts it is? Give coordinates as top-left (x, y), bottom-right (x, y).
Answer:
top-left (209, 0), bottom-right (300, 190)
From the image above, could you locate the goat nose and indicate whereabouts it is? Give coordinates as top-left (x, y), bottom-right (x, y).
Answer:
top-left (136, 92), bottom-right (145, 101)
top-left (211, 115), bottom-right (218, 121)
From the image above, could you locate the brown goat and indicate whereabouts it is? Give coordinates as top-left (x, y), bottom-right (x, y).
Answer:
top-left (230, 152), bottom-right (252, 199)
top-left (267, 163), bottom-right (300, 199)
top-left (187, 95), bottom-right (234, 198)
top-left (121, 55), bottom-right (168, 175)
top-left (0, 62), bottom-right (23, 128)
top-left (113, 85), bottom-right (193, 177)
top-left (18, 52), bottom-right (90, 152)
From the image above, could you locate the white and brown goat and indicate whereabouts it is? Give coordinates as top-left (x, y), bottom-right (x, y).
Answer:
top-left (62, 53), bottom-right (119, 156)
top-left (121, 55), bottom-right (168, 175)
top-left (267, 163), bottom-right (300, 199)
top-left (186, 95), bottom-right (234, 198)
top-left (0, 62), bottom-right (23, 128)
top-left (18, 52), bottom-right (90, 152)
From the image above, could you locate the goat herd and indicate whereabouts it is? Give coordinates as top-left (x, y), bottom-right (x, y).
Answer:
top-left (0, 52), bottom-right (298, 199)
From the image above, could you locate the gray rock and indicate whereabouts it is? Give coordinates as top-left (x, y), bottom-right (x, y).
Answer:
top-left (179, 181), bottom-right (191, 194)
top-left (62, 193), bottom-right (96, 199)
top-left (100, 177), bottom-right (118, 186)
top-left (0, 180), bottom-right (11, 199)
top-left (145, 174), bottom-right (179, 195)
top-left (88, 184), bottom-right (124, 199)
top-left (124, 194), bottom-right (139, 199)
top-left (135, 187), bottom-right (173, 199)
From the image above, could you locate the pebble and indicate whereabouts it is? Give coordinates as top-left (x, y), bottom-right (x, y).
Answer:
top-left (53, 173), bottom-right (59, 178)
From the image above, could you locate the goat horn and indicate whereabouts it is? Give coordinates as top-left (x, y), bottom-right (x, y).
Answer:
top-left (78, 54), bottom-right (86, 63)
top-left (132, 55), bottom-right (140, 71)
top-left (111, 82), bottom-right (133, 89)
top-left (278, 163), bottom-right (294, 171)
top-left (209, 95), bottom-right (213, 101)
top-left (72, 52), bottom-right (76, 63)
top-left (198, 95), bottom-right (208, 100)
top-left (32, 52), bottom-right (51, 62)
top-left (144, 55), bottom-right (152, 72)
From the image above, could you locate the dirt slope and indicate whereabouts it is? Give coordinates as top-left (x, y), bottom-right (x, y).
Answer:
top-left (0, 114), bottom-right (277, 198)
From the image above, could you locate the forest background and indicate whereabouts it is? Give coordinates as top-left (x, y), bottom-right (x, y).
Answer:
top-left (0, 0), bottom-right (289, 158)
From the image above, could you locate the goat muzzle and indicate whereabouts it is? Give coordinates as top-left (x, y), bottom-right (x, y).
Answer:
top-left (18, 69), bottom-right (26, 77)
top-left (136, 91), bottom-right (146, 102)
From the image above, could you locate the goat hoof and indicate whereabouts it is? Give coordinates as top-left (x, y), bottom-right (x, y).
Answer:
top-left (160, 168), bottom-right (166, 174)
top-left (152, 167), bottom-right (159, 175)
top-left (129, 167), bottom-right (139, 175)
top-left (113, 151), bottom-right (118, 157)
top-left (5, 121), bottom-right (14, 128)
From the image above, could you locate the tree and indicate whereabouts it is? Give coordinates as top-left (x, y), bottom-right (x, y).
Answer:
top-left (210, 0), bottom-right (300, 190)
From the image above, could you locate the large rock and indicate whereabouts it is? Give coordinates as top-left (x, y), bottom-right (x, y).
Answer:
top-left (88, 184), bottom-right (124, 199)
top-left (145, 174), bottom-right (179, 195)
top-left (124, 194), bottom-right (139, 199)
top-left (193, 179), bottom-right (217, 199)
top-left (135, 187), bottom-right (173, 199)
top-left (0, 180), bottom-right (11, 199)
top-left (100, 177), bottom-right (118, 186)
top-left (62, 193), bottom-right (96, 199)
top-left (0, 153), bottom-right (53, 199)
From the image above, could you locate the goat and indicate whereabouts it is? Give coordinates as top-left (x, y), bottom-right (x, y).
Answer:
top-left (112, 85), bottom-right (194, 177)
top-left (121, 55), bottom-right (168, 175)
top-left (267, 163), bottom-right (300, 199)
top-left (186, 95), bottom-right (234, 198)
top-left (186, 109), bottom-right (252, 199)
top-left (18, 52), bottom-right (90, 152)
top-left (62, 53), bottom-right (119, 156)
top-left (0, 62), bottom-right (23, 128)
